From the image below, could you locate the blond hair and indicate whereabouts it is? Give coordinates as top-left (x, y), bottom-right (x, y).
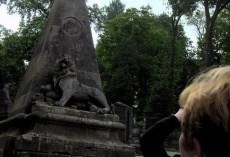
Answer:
top-left (179, 66), bottom-right (230, 151)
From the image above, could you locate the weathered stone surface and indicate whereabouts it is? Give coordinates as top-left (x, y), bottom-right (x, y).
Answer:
top-left (32, 102), bottom-right (118, 122)
top-left (11, 0), bottom-right (102, 115)
top-left (113, 102), bottom-right (133, 144)
top-left (0, 102), bottom-right (135, 157)
top-left (0, 74), bottom-right (12, 120)
top-left (0, 0), bottom-right (136, 156)
top-left (39, 55), bottom-right (111, 114)
top-left (130, 116), bottom-right (142, 156)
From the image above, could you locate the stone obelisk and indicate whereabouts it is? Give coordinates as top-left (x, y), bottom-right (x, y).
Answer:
top-left (0, 0), bottom-right (135, 156)
top-left (11, 0), bottom-right (102, 115)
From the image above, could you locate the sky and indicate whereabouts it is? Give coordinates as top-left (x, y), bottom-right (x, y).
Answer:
top-left (0, 0), bottom-right (197, 46)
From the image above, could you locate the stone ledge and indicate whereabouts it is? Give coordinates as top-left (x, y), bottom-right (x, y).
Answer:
top-left (31, 102), bottom-right (125, 130)
top-left (15, 137), bottom-right (135, 151)
top-left (32, 102), bottom-right (119, 122)
top-left (12, 135), bottom-right (136, 157)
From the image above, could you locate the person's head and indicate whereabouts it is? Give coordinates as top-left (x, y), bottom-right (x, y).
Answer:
top-left (178, 66), bottom-right (230, 157)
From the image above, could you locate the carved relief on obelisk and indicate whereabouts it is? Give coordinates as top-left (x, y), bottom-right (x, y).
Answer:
top-left (10, 0), bottom-right (104, 115)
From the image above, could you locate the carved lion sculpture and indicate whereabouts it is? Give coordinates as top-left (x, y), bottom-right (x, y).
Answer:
top-left (41, 55), bottom-right (111, 114)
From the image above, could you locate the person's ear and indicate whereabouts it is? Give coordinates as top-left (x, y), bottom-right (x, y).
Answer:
top-left (193, 138), bottom-right (202, 157)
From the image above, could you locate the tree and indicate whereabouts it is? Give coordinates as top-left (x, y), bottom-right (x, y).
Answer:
top-left (212, 10), bottom-right (230, 65)
top-left (186, 0), bottom-right (230, 67)
top-left (190, 0), bottom-right (230, 67)
top-left (0, 16), bottom-right (45, 99)
top-left (0, 32), bottom-right (27, 98)
top-left (187, 10), bottom-right (206, 41)
top-left (96, 7), bottom-right (191, 126)
top-left (166, 0), bottom-right (198, 92)
top-left (0, 0), bottom-right (54, 99)
top-left (187, 9), bottom-right (206, 64)
top-left (3, 0), bottom-right (53, 20)
top-left (97, 7), bottom-right (159, 106)
top-left (88, 0), bottom-right (125, 32)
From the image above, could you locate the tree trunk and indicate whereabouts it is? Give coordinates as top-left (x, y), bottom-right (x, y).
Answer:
top-left (204, 23), bottom-right (214, 67)
top-left (203, 0), bottom-right (230, 68)
top-left (169, 29), bottom-right (176, 87)
top-left (169, 15), bottom-right (180, 89)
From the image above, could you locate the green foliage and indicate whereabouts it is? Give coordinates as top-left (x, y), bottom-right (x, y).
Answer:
top-left (96, 7), bottom-right (195, 125)
top-left (0, 25), bottom-right (13, 41)
top-left (0, 31), bottom-right (27, 99)
top-left (0, 0), bottom-right (49, 100)
top-left (88, 0), bottom-right (125, 32)
top-left (190, 8), bottom-right (230, 66)
top-left (167, 0), bottom-right (199, 16)
top-left (97, 8), bottom-right (160, 105)
top-left (88, 4), bottom-right (105, 32)
top-left (213, 10), bottom-right (230, 65)
top-left (196, 0), bottom-right (230, 67)
top-left (165, 0), bottom-right (199, 109)
top-left (6, 0), bottom-right (53, 20)
top-left (106, 0), bottom-right (125, 20)
top-left (0, 15), bottom-right (45, 100)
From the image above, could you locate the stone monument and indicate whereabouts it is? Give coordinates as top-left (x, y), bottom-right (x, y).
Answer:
top-left (0, 0), bottom-right (135, 156)
top-left (0, 75), bottom-right (12, 121)
top-left (130, 116), bottom-right (142, 156)
top-left (113, 102), bottom-right (133, 144)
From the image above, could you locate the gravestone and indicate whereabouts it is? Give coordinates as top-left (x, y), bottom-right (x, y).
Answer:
top-left (130, 116), bottom-right (142, 156)
top-left (0, 0), bottom-right (135, 156)
top-left (0, 83), bottom-right (12, 121)
top-left (113, 102), bottom-right (133, 144)
top-left (0, 75), bottom-right (12, 121)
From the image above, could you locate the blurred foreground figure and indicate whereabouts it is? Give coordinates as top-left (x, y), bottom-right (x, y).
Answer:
top-left (140, 66), bottom-right (230, 157)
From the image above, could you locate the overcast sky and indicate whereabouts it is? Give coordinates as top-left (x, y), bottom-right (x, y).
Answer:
top-left (0, 0), bottom-right (197, 46)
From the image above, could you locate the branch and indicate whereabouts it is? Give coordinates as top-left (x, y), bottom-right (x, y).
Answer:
top-left (36, 2), bottom-right (49, 16)
top-left (211, 0), bottom-right (228, 25)
top-left (204, 0), bottom-right (210, 23)
top-left (219, 1), bottom-right (230, 12)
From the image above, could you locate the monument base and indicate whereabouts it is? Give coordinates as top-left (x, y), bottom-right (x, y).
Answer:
top-left (0, 103), bottom-right (135, 157)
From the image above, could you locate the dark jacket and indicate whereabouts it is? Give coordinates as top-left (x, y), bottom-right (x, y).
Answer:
top-left (140, 115), bottom-right (181, 157)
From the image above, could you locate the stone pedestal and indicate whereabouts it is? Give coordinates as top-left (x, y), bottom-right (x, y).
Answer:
top-left (0, 103), bottom-right (135, 157)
